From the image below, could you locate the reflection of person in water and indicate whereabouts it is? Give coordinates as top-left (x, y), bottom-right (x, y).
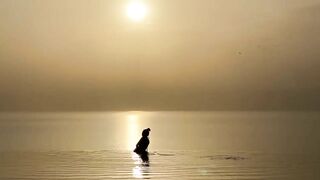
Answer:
top-left (134, 128), bottom-right (151, 162)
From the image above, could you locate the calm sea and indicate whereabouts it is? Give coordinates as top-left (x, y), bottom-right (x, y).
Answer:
top-left (0, 111), bottom-right (319, 179)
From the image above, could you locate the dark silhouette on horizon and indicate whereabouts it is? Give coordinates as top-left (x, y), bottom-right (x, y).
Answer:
top-left (134, 128), bottom-right (151, 162)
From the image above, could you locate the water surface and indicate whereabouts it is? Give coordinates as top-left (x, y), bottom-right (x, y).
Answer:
top-left (0, 111), bottom-right (319, 179)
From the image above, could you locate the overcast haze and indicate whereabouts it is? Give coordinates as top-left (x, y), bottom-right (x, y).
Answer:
top-left (0, 0), bottom-right (319, 111)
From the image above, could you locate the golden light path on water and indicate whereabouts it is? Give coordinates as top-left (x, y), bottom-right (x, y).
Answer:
top-left (126, 113), bottom-right (140, 150)
top-left (132, 152), bottom-right (150, 179)
top-left (125, 112), bottom-right (150, 179)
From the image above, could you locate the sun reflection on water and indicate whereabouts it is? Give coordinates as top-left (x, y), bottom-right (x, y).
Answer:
top-left (132, 152), bottom-right (150, 179)
top-left (132, 166), bottom-right (143, 178)
top-left (127, 114), bottom-right (139, 150)
top-left (127, 112), bottom-right (151, 179)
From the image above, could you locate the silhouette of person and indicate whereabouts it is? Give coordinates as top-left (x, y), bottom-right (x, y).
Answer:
top-left (134, 128), bottom-right (151, 162)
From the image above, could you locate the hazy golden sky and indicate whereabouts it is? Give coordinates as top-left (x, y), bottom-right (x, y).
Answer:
top-left (0, 0), bottom-right (319, 111)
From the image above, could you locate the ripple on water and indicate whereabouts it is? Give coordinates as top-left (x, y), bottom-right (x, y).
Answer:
top-left (0, 150), bottom-right (319, 179)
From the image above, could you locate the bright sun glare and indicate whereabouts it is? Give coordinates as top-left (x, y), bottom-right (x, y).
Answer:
top-left (127, 114), bottom-right (139, 150)
top-left (127, 2), bottom-right (148, 22)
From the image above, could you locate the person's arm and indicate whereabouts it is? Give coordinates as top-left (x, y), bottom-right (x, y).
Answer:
top-left (136, 137), bottom-right (143, 148)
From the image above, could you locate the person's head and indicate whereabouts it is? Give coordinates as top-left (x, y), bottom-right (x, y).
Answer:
top-left (142, 128), bottom-right (151, 137)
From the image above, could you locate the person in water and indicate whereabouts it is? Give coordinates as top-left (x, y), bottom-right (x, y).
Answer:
top-left (134, 128), bottom-right (151, 162)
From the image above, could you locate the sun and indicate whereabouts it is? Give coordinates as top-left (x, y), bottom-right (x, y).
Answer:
top-left (126, 2), bottom-right (148, 22)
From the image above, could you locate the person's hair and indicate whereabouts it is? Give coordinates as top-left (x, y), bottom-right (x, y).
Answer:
top-left (142, 128), bottom-right (151, 137)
